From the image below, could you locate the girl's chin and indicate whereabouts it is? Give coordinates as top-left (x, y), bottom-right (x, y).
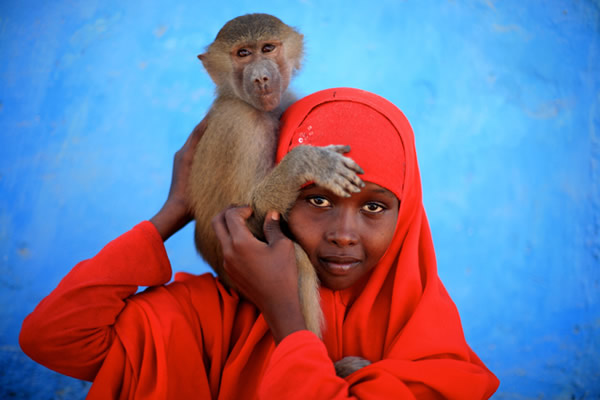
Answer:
top-left (318, 272), bottom-right (359, 291)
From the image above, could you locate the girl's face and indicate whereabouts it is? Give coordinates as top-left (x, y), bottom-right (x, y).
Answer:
top-left (287, 181), bottom-right (399, 291)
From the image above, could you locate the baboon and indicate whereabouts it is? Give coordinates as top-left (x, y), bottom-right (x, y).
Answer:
top-left (188, 14), bottom-right (364, 340)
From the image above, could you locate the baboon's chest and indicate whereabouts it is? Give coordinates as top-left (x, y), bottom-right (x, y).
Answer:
top-left (233, 125), bottom-right (278, 186)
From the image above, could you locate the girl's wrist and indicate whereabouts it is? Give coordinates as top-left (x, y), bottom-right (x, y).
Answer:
top-left (150, 200), bottom-right (191, 241)
top-left (262, 299), bottom-right (307, 344)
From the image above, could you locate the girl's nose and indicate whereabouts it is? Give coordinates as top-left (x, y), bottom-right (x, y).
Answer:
top-left (325, 210), bottom-right (359, 247)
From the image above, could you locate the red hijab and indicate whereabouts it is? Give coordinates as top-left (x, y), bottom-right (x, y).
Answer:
top-left (276, 88), bottom-right (499, 396)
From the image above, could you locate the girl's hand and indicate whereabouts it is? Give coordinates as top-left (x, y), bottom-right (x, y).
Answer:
top-left (150, 119), bottom-right (207, 241)
top-left (212, 206), bottom-right (307, 343)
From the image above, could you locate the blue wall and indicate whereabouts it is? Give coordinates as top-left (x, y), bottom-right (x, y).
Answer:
top-left (1, 1), bottom-right (598, 398)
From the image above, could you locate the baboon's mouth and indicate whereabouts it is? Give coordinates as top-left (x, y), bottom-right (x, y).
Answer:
top-left (259, 88), bottom-right (273, 96)
top-left (257, 92), bottom-right (281, 111)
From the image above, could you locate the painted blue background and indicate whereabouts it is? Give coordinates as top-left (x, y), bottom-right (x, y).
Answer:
top-left (1, 0), bottom-right (598, 398)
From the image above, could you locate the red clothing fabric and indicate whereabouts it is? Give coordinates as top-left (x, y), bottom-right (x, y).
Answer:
top-left (21, 88), bottom-right (499, 399)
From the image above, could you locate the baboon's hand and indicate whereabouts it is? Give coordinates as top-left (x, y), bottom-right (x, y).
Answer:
top-left (289, 145), bottom-right (365, 198)
top-left (334, 356), bottom-right (371, 378)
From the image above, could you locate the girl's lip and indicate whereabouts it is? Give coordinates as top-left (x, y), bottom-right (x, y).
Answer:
top-left (319, 256), bottom-right (361, 276)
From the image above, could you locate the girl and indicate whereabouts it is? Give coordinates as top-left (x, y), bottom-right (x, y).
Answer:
top-left (20, 88), bottom-right (499, 398)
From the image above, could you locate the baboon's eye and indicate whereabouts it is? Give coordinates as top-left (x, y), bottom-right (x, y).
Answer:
top-left (262, 44), bottom-right (276, 53)
top-left (237, 48), bottom-right (251, 57)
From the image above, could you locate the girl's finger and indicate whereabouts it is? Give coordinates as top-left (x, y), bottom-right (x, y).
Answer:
top-left (211, 209), bottom-right (232, 251)
top-left (263, 211), bottom-right (285, 245)
top-left (188, 118), bottom-right (208, 147)
top-left (223, 206), bottom-right (255, 242)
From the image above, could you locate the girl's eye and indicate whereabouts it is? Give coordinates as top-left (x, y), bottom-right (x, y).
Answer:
top-left (237, 48), bottom-right (251, 57)
top-left (307, 196), bottom-right (331, 208)
top-left (362, 202), bottom-right (385, 213)
top-left (262, 44), bottom-right (275, 53)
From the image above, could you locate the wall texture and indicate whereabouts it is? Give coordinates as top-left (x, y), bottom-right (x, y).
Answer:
top-left (1, 0), bottom-right (598, 398)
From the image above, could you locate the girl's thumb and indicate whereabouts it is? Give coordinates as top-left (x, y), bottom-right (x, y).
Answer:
top-left (263, 211), bottom-right (284, 244)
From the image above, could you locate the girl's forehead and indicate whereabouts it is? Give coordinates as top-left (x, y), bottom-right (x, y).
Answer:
top-left (362, 182), bottom-right (398, 199)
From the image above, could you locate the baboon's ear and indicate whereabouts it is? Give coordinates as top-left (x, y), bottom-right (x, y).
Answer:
top-left (197, 53), bottom-right (221, 85)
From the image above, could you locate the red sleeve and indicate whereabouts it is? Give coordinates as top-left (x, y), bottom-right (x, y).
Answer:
top-left (259, 331), bottom-right (420, 399)
top-left (259, 331), bottom-right (356, 399)
top-left (259, 331), bottom-right (495, 400)
top-left (19, 221), bottom-right (172, 381)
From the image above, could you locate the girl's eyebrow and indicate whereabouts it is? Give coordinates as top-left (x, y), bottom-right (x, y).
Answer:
top-left (368, 187), bottom-right (396, 198)
top-left (300, 183), bottom-right (317, 190)
top-left (301, 183), bottom-right (397, 200)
